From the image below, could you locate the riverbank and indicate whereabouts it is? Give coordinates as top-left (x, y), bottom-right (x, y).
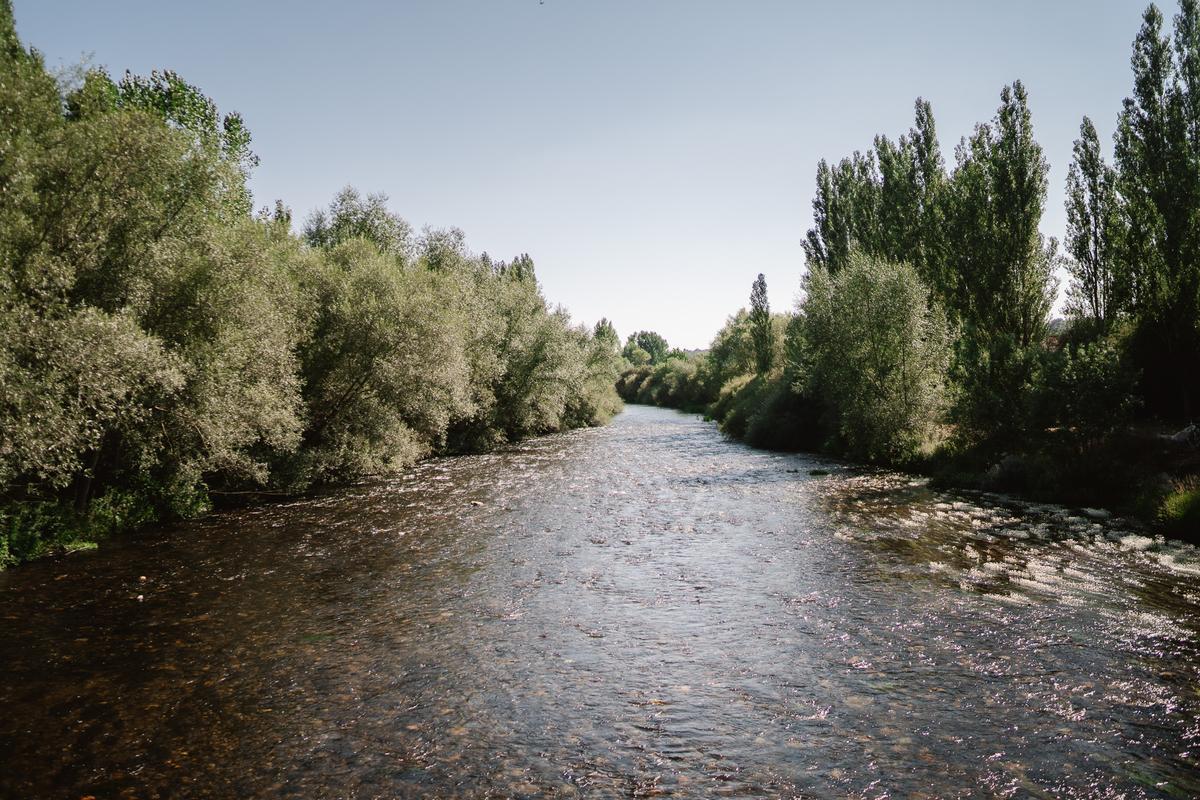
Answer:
top-left (1, 7), bottom-right (630, 571)
top-left (0, 406), bottom-right (623, 571)
top-left (618, 369), bottom-right (1200, 541)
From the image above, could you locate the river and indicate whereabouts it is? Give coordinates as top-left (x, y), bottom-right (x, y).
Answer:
top-left (1, 405), bottom-right (1198, 798)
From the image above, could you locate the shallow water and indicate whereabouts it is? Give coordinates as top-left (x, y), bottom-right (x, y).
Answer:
top-left (2, 405), bottom-right (1198, 798)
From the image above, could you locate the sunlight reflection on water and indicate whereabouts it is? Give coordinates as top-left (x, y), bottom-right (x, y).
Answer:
top-left (1, 405), bottom-right (1197, 798)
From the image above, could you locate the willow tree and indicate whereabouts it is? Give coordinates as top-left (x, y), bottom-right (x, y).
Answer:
top-left (1, 6), bottom-right (306, 565)
top-left (798, 253), bottom-right (951, 461)
top-left (303, 186), bottom-right (413, 261)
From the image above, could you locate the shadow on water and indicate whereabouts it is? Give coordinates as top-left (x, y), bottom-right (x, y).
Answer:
top-left (1, 404), bottom-right (1198, 798)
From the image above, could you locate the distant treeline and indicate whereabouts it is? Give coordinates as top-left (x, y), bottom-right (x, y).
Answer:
top-left (0, 4), bottom-right (622, 567)
top-left (620, 1), bottom-right (1200, 536)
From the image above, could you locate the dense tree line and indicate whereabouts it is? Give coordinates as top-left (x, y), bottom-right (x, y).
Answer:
top-left (0, 3), bottom-right (622, 566)
top-left (620, 1), bottom-right (1200, 536)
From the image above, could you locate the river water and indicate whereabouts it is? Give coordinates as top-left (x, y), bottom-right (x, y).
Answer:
top-left (1, 405), bottom-right (1198, 799)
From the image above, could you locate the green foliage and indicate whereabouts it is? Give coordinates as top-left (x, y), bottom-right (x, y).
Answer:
top-left (0, 307), bottom-right (181, 492)
top-left (0, 485), bottom-right (157, 568)
top-left (1, 501), bottom-right (81, 568)
top-left (802, 151), bottom-right (882, 273)
top-left (104, 68), bottom-right (257, 217)
top-left (303, 186), bottom-right (413, 260)
top-left (615, 301), bottom-right (797, 423)
top-left (1031, 322), bottom-right (1141, 446)
top-left (563, 319), bottom-right (625, 428)
top-left (803, 99), bottom-right (948, 298)
top-left (942, 82), bottom-right (1059, 445)
top-left (623, 344), bottom-right (651, 366)
top-left (945, 82), bottom-right (1057, 347)
top-left (713, 374), bottom-right (765, 440)
top-left (1111, 1), bottom-right (1200, 417)
top-left (717, 380), bottom-right (773, 442)
top-left (617, 358), bottom-right (702, 410)
top-left (948, 330), bottom-right (1040, 448)
top-left (1157, 476), bottom-right (1200, 537)
top-left (593, 318), bottom-right (620, 352)
top-left (622, 3), bottom-right (1198, 531)
top-left (798, 253), bottom-right (951, 461)
top-left (290, 239), bottom-right (468, 482)
top-left (749, 274), bottom-right (773, 374)
top-left (1065, 117), bottom-right (1125, 327)
top-left (740, 376), bottom-right (823, 451)
top-left (704, 310), bottom-right (756, 390)
top-left (704, 373), bottom-right (822, 451)
top-left (0, 8), bottom-right (622, 567)
top-left (623, 331), bottom-right (670, 365)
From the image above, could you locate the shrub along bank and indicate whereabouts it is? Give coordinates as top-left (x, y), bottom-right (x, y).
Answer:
top-left (620, 0), bottom-right (1200, 538)
top-left (0, 5), bottom-right (623, 567)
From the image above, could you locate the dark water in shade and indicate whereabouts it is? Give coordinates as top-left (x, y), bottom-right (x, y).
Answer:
top-left (2, 405), bottom-right (1199, 799)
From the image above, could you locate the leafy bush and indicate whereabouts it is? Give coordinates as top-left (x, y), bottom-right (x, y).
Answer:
top-left (0, 12), bottom-right (625, 566)
top-left (715, 375), bottom-right (767, 440)
top-left (1030, 321), bottom-right (1140, 447)
top-left (799, 253), bottom-right (951, 461)
top-left (742, 377), bottom-right (822, 451)
top-left (1157, 476), bottom-right (1200, 539)
top-left (616, 357), bottom-right (710, 412)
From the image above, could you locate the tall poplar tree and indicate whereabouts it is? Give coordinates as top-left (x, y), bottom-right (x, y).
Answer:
top-left (1114, 1), bottom-right (1200, 417)
top-left (749, 274), bottom-right (772, 374)
top-left (945, 81), bottom-right (1058, 443)
top-left (802, 152), bottom-right (881, 273)
top-left (946, 81), bottom-right (1056, 348)
top-left (802, 100), bottom-right (948, 301)
top-left (1065, 116), bottom-right (1124, 328)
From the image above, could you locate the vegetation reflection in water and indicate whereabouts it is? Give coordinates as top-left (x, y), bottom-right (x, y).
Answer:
top-left (1, 405), bottom-right (1198, 799)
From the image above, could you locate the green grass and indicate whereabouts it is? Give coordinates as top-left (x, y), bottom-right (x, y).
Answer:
top-left (1157, 476), bottom-right (1200, 538)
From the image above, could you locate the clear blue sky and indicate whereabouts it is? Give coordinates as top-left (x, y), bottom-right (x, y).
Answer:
top-left (15, 0), bottom-right (1153, 349)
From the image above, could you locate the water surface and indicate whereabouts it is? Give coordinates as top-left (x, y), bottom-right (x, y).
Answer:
top-left (2, 405), bottom-right (1198, 798)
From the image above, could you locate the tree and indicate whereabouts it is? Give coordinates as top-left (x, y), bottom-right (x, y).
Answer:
top-left (908, 99), bottom-right (950, 298)
top-left (876, 98), bottom-right (950, 301)
top-left (418, 226), bottom-right (471, 273)
top-left (563, 320), bottom-right (624, 427)
top-left (797, 252), bottom-right (951, 461)
top-left (1112, 1), bottom-right (1200, 417)
top-left (702, 310), bottom-right (756, 394)
top-left (623, 344), bottom-right (651, 366)
top-left (802, 99), bottom-right (949, 297)
top-left (803, 151), bottom-right (881, 273)
top-left (303, 187), bottom-right (413, 260)
top-left (623, 331), bottom-right (670, 365)
top-left (944, 81), bottom-right (1058, 444)
top-left (0, 33), bottom-right (305, 518)
top-left (749, 273), bottom-right (773, 373)
top-left (0, 0), bottom-right (630, 567)
top-left (96, 68), bottom-right (258, 218)
top-left (592, 318), bottom-right (620, 352)
top-left (1065, 116), bottom-right (1124, 329)
top-left (947, 81), bottom-right (1056, 347)
top-left (496, 253), bottom-right (536, 282)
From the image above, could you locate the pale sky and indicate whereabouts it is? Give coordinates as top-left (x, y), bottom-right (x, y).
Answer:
top-left (16, 0), bottom-right (1153, 349)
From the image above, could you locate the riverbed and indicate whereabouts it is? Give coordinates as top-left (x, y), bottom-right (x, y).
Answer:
top-left (1, 405), bottom-right (1198, 798)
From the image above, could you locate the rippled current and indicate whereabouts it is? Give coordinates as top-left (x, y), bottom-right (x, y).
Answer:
top-left (2, 405), bottom-right (1199, 798)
